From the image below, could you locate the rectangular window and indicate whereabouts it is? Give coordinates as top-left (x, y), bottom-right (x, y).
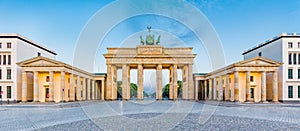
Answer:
top-left (7, 69), bottom-right (11, 79)
top-left (3, 55), bottom-right (6, 65)
top-left (288, 69), bottom-right (293, 79)
top-left (0, 68), bottom-right (1, 79)
top-left (298, 54), bottom-right (300, 65)
top-left (37, 52), bottom-right (41, 56)
top-left (294, 53), bottom-right (297, 65)
top-left (46, 76), bottom-right (50, 82)
top-left (250, 76), bottom-right (254, 82)
top-left (0, 86), bottom-right (2, 99)
top-left (288, 86), bottom-right (293, 98)
top-left (289, 53), bottom-right (292, 64)
top-left (258, 52), bottom-right (262, 56)
top-left (8, 55), bottom-right (11, 65)
top-left (298, 69), bottom-right (300, 79)
top-left (298, 42), bottom-right (300, 48)
top-left (7, 86), bottom-right (11, 98)
top-left (288, 42), bottom-right (293, 48)
top-left (0, 55), bottom-right (1, 65)
top-left (0, 43), bottom-right (2, 48)
top-left (7, 42), bottom-right (11, 48)
top-left (298, 86), bottom-right (300, 98)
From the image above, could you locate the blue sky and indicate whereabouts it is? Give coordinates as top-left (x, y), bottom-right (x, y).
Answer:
top-left (1, 0), bottom-right (300, 93)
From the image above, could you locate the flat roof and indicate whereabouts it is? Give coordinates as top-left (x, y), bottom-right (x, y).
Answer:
top-left (242, 33), bottom-right (300, 55)
top-left (0, 33), bottom-right (57, 55)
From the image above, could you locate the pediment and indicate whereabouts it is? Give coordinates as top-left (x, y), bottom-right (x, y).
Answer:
top-left (234, 57), bottom-right (282, 67)
top-left (17, 56), bottom-right (62, 67)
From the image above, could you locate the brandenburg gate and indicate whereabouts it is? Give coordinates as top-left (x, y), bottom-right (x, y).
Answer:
top-left (104, 27), bottom-right (196, 100)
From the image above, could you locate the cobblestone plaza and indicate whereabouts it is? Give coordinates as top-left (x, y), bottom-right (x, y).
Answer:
top-left (0, 101), bottom-right (300, 130)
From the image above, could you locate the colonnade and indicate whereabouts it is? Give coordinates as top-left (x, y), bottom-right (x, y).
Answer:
top-left (195, 71), bottom-right (278, 102)
top-left (105, 63), bottom-right (195, 100)
top-left (21, 70), bottom-right (104, 103)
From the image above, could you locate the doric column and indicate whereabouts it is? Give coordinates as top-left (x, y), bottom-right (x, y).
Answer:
top-left (246, 71), bottom-right (251, 101)
top-left (156, 64), bottom-right (162, 100)
top-left (218, 76), bottom-right (223, 101)
top-left (87, 79), bottom-right (91, 100)
top-left (60, 71), bottom-right (65, 102)
top-left (69, 74), bottom-right (75, 101)
top-left (173, 64), bottom-right (178, 100)
top-left (213, 78), bottom-right (217, 100)
top-left (209, 79), bottom-right (212, 99)
top-left (22, 71), bottom-right (27, 102)
top-left (82, 78), bottom-right (86, 100)
top-left (137, 64), bottom-right (143, 100)
top-left (261, 71), bottom-right (266, 102)
top-left (122, 64), bottom-right (129, 100)
top-left (49, 71), bottom-right (54, 102)
top-left (234, 71), bottom-right (239, 101)
top-left (225, 74), bottom-right (229, 101)
top-left (195, 80), bottom-right (199, 100)
top-left (106, 64), bottom-right (111, 100)
top-left (272, 71), bottom-right (278, 102)
top-left (77, 76), bottom-right (81, 101)
top-left (169, 65), bottom-right (173, 100)
top-left (92, 80), bottom-right (95, 100)
top-left (204, 80), bottom-right (207, 100)
top-left (101, 80), bottom-right (105, 100)
top-left (188, 64), bottom-right (194, 100)
top-left (33, 71), bottom-right (39, 102)
top-left (230, 74), bottom-right (234, 102)
top-left (111, 65), bottom-right (117, 100)
top-left (182, 65), bottom-right (188, 100)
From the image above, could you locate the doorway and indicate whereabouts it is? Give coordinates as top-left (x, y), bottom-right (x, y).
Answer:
top-left (45, 88), bottom-right (49, 102)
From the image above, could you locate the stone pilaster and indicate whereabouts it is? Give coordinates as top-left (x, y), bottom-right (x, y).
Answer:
top-left (82, 78), bottom-right (86, 100)
top-left (60, 71), bottom-right (65, 102)
top-left (173, 64), bottom-right (178, 100)
top-left (49, 71), bottom-right (54, 102)
top-left (106, 64), bottom-right (111, 100)
top-left (188, 64), bottom-right (194, 100)
top-left (261, 71), bottom-right (266, 102)
top-left (234, 71), bottom-right (239, 101)
top-left (22, 71), bottom-right (27, 102)
top-left (33, 71), bottom-right (39, 102)
top-left (246, 71), bottom-right (251, 101)
top-left (156, 64), bottom-right (162, 100)
top-left (101, 80), bottom-right (105, 100)
top-left (92, 80), bottom-right (95, 100)
top-left (272, 71), bottom-right (278, 102)
top-left (204, 80), bottom-right (207, 100)
top-left (137, 64), bottom-right (143, 100)
top-left (195, 80), bottom-right (199, 100)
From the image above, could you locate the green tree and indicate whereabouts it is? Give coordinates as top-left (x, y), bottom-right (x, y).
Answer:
top-left (162, 81), bottom-right (183, 99)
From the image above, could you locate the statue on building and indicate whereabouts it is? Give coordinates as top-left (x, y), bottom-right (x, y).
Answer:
top-left (140, 26), bottom-right (161, 45)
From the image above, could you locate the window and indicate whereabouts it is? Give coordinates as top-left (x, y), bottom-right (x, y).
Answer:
top-left (7, 69), bottom-right (11, 79)
top-left (298, 69), bottom-right (300, 79)
top-left (298, 54), bottom-right (300, 65)
top-left (288, 86), bottom-right (293, 98)
top-left (0, 55), bottom-right (1, 65)
top-left (8, 55), bottom-right (11, 65)
top-left (250, 76), bottom-right (254, 82)
top-left (288, 42), bottom-right (293, 48)
top-left (37, 52), bottom-right (41, 56)
top-left (298, 86), bottom-right (300, 98)
top-left (289, 53), bottom-right (292, 64)
top-left (288, 69), bottom-right (293, 79)
top-left (6, 42), bottom-right (11, 48)
top-left (294, 53), bottom-right (297, 65)
top-left (298, 42), bottom-right (300, 48)
top-left (258, 52), bottom-right (262, 56)
top-left (0, 68), bottom-right (1, 79)
top-left (0, 86), bottom-right (2, 99)
top-left (46, 76), bottom-right (50, 82)
top-left (3, 55), bottom-right (6, 65)
top-left (7, 86), bottom-right (11, 98)
top-left (0, 43), bottom-right (1, 48)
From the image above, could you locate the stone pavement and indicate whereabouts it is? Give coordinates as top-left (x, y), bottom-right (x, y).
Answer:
top-left (0, 100), bottom-right (299, 130)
